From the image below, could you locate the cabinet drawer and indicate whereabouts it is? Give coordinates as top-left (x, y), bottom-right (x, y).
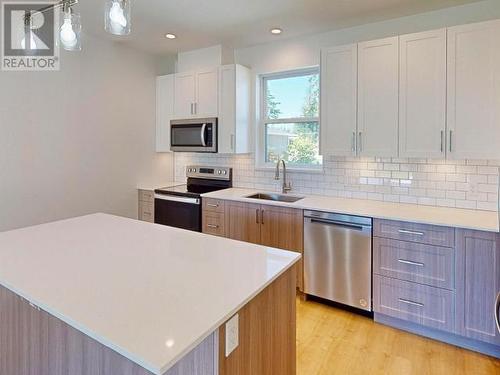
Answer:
top-left (139, 201), bottom-right (154, 223)
top-left (374, 275), bottom-right (455, 333)
top-left (203, 198), bottom-right (225, 213)
top-left (139, 190), bottom-right (154, 203)
top-left (374, 238), bottom-right (455, 290)
top-left (374, 219), bottom-right (455, 247)
top-left (202, 212), bottom-right (225, 237)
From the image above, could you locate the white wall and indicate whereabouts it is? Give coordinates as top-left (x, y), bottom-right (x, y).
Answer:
top-left (0, 34), bottom-right (173, 232)
top-left (235, 0), bottom-right (500, 74)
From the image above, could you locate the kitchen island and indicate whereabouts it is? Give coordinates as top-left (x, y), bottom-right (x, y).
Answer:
top-left (0, 214), bottom-right (300, 375)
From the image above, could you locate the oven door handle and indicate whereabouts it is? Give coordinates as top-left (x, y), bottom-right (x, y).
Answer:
top-left (155, 194), bottom-right (200, 205)
top-left (200, 123), bottom-right (207, 147)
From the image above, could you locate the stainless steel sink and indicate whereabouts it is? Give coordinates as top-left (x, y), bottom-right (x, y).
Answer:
top-left (246, 193), bottom-right (304, 203)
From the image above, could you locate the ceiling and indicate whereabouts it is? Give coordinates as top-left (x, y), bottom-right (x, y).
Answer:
top-left (76, 0), bottom-right (481, 55)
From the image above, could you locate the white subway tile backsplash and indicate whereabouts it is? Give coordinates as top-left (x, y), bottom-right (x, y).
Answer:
top-left (174, 154), bottom-right (499, 212)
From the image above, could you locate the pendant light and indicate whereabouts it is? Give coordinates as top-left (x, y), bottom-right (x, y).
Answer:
top-left (59, 4), bottom-right (81, 51)
top-left (104, 0), bottom-right (131, 36)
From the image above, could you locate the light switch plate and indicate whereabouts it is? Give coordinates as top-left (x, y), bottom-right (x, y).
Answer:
top-left (225, 313), bottom-right (239, 357)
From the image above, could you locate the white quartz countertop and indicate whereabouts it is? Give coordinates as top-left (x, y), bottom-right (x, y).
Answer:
top-left (0, 214), bottom-right (300, 374)
top-left (137, 181), bottom-right (183, 191)
top-left (202, 188), bottom-right (499, 233)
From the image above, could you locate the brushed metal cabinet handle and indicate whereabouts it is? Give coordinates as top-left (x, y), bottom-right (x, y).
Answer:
top-left (440, 130), bottom-right (444, 153)
top-left (398, 229), bottom-right (425, 236)
top-left (207, 224), bottom-right (219, 229)
top-left (352, 131), bottom-right (356, 153)
top-left (495, 292), bottom-right (500, 334)
top-left (449, 130), bottom-right (453, 152)
top-left (399, 298), bottom-right (424, 308)
top-left (261, 210), bottom-right (265, 225)
top-left (256, 209), bottom-right (260, 224)
top-left (207, 203), bottom-right (219, 208)
top-left (358, 131), bottom-right (362, 153)
top-left (398, 259), bottom-right (425, 267)
top-left (190, 103), bottom-right (194, 115)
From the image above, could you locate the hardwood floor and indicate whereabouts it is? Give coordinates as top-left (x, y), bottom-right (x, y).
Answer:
top-left (296, 298), bottom-right (500, 375)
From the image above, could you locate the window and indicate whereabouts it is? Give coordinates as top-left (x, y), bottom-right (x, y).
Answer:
top-left (259, 68), bottom-right (322, 169)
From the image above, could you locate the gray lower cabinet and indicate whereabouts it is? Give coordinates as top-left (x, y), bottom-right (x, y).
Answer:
top-left (456, 229), bottom-right (500, 346)
top-left (373, 219), bottom-right (500, 357)
top-left (374, 275), bottom-right (455, 332)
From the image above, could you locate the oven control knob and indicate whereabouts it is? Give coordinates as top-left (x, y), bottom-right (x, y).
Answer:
top-left (217, 170), bottom-right (222, 175)
top-left (222, 170), bottom-right (227, 175)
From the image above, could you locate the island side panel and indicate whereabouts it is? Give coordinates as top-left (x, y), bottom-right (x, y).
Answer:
top-left (218, 266), bottom-right (297, 375)
top-left (0, 285), bottom-right (217, 375)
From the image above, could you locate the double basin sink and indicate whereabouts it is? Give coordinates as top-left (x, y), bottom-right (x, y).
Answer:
top-left (246, 193), bottom-right (304, 204)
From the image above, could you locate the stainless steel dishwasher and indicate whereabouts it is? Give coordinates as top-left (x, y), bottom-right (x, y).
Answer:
top-left (304, 210), bottom-right (373, 311)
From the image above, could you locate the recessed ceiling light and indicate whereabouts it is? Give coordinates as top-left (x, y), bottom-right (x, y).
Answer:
top-left (165, 33), bottom-right (177, 39)
top-left (270, 28), bottom-right (283, 35)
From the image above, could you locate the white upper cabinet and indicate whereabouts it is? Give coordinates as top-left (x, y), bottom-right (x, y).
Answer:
top-left (399, 29), bottom-right (447, 158)
top-left (156, 75), bottom-right (175, 152)
top-left (195, 67), bottom-right (219, 117)
top-left (218, 64), bottom-right (252, 154)
top-left (174, 72), bottom-right (196, 119)
top-left (174, 68), bottom-right (218, 119)
top-left (320, 44), bottom-right (358, 156)
top-left (447, 19), bottom-right (500, 160)
top-left (357, 37), bottom-right (399, 157)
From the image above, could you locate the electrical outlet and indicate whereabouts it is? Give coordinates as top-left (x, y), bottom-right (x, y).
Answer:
top-left (225, 313), bottom-right (239, 357)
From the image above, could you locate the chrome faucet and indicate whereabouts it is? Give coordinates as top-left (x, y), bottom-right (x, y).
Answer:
top-left (275, 159), bottom-right (292, 194)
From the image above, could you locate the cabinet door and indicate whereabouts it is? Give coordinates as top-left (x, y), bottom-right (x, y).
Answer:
top-left (399, 29), bottom-right (446, 158)
top-left (447, 20), bottom-right (500, 160)
top-left (156, 75), bottom-right (174, 152)
top-left (224, 201), bottom-right (261, 245)
top-left (174, 72), bottom-right (196, 118)
top-left (196, 68), bottom-right (219, 117)
top-left (219, 65), bottom-right (252, 154)
top-left (218, 65), bottom-right (236, 154)
top-left (320, 44), bottom-right (358, 156)
top-left (358, 37), bottom-right (399, 157)
top-left (456, 229), bottom-right (500, 345)
top-left (260, 206), bottom-right (304, 290)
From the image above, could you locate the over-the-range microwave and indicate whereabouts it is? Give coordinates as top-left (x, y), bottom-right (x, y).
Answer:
top-left (170, 118), bottom-right (218, 153)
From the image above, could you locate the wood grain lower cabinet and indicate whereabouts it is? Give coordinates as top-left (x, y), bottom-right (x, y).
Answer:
top-left (224, 201), bottom-right (261, 244)
top-left (218, 266), bottom-right (296, 375)
top-left (456, 229), bottom-right (500, 345)
top-left (138, 189), bottom-right (154, 223)
top-left (221, 201), bottom-right (304, 291)
top-left (259, 205), bottom-right (304, 290)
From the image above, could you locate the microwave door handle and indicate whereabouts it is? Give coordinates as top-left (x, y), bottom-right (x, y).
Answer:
top-left (200, 123), bottom-right (207, 147)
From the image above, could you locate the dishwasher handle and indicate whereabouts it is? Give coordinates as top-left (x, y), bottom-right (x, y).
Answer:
top-left (308, 218), bottom-right (368, 231)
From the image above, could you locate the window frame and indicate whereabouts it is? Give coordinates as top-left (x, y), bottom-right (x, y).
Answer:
top-left (257, 67), bottom-right (322, 171)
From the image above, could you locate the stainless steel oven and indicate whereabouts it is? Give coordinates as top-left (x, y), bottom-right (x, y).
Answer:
top-left (170, 118), bottom-right (217, 153)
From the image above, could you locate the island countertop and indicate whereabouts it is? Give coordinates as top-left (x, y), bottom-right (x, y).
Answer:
top-left (0, 214), bottom-right (300, 374)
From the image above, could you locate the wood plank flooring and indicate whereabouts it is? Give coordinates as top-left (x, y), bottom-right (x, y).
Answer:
top-left (297, 298), bottom-right (500, 375)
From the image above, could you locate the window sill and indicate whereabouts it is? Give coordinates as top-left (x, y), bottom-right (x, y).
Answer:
top-left (255, 165), bottom-right (325, 174)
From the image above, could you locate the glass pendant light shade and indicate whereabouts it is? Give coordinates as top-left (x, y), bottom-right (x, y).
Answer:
top-left (59, 9), bottom-right (81, 51)
top-left (105, 0), bottom-right (131, 36)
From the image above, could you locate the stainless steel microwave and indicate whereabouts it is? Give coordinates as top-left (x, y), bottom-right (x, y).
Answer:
top-left (170, 118), bottom-right (218, 153)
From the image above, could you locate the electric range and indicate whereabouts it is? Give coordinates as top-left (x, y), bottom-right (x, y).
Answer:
top-left (154, 166), bottom-right (232, 232)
